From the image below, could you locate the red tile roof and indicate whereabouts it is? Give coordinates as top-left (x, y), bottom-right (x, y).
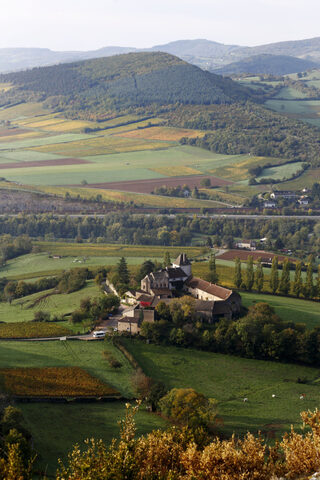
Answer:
top-left (186, 277), bottom-right (232, 300)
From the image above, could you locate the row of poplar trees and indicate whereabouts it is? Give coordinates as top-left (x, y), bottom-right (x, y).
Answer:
top-left (233, 255), bottom-right (320, 299)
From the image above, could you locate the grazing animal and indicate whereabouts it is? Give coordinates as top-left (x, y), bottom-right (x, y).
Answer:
top-left (272, 394), bottom-right (276, 398)
top-left (243, 397), bottom-right (248, 402)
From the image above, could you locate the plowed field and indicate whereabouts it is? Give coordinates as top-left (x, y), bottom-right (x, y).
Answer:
top-left (217, 249), bottom-right (296, 263)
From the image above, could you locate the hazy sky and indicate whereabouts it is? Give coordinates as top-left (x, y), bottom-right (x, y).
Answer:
top-left (2, 0), bottom-right (319, 51)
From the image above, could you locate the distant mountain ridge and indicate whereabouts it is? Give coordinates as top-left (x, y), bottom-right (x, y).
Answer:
top-left (213, 54), bottom-right (319, 76)
top-left (1, 36), bottom-right (320, 73)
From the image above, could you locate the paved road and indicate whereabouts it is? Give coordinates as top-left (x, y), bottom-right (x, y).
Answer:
top-left (0, 214), bottom-right (319, 220)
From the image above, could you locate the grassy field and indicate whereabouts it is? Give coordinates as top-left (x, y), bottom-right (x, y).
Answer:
top-left (241, 292), bottom-right (320, 329)
top-left (122, 339), bottom-right (320, 437)
top-left (20, 402), bottom-right (166, 475)
top-left (0, 280), bottom-right (99, 324)
top-left (256, 162), bottom-right (305, 181)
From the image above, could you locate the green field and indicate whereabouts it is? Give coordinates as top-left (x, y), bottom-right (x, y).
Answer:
top-left (241, 292), bottom-right (320, 329)
top-left (0, 339), bottom-right (165, 473)
top-left (122, 339), bottom-right (320, 437)
top-left (0, 280), bottom-right (98, 325)
top-left (256, 162), bottom-right (304, 181)
top-left (20, 402), bottom-right (166, 475)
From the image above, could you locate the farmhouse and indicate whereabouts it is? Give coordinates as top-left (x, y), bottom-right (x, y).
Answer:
top-left (270, 191), bottom-right (299, 200)
top-left (235, 240), bottom-right (256, 250)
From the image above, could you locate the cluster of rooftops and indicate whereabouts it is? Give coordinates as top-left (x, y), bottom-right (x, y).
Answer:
top-left (117, 253), bottom-right (241, 332)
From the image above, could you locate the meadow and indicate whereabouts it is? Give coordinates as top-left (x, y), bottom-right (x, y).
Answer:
top-left (256, 162), bottom-right (305, 181)
top-left (0, 322), bottom-right (71, 338)
top-left (0, 280), bottom-right (99, 325)
top-left (241, 292), bottom-right (320, 329)
top-left (122, 339), bottom-right (320, 437)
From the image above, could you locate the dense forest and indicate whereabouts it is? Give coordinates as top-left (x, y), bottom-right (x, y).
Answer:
top-left (0, 52), bottom-right (251, 117)
top-left (0, 214), bottom-right (318, 256)
top-left (173, 103), bottom-right (320, 166)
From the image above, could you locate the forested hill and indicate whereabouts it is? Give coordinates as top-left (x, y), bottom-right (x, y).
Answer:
top-left (213, 54), bottom-right (319, 76)
top-left (0, 52), bottom-right (251, 118)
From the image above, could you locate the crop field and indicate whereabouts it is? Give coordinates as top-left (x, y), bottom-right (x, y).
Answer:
top-left (0, 280), bottom-right (99, 323)
top-left (0, 150), bottom-right (65, 162)
top-left (241, 292), bottom-right (320, 329)
top-left (0, 132), bottom-right (96, 151)
top-left (217, 249), bottom-right (296, 264)
top-left (0, 127), bottom-right (29, 137)
top-left (265, 99), bottom-right (320, 127)
top-left (116, 126), bottom-right (204, 141)
top-left (36, 184), bottom-right (222, 208)
top-left (0, 366), bottom-right (119, 397)
top-left (0, 102), bottom-right (50, 120)
top-left (0, 157), bottom-right (90, 170)
top-left (256, 162), bottom-right (305, 181)
top-left (30, 135), bottom-right (173, 157)
top-left (0, 322), bottom-right (71, 338)
top-left (122, 339), bottom-right (320, 437)
top-left (87, 174), bottom-right (232, 194)
top-left (0, 130), bottom-right (46, 142)
top-left (0, 340), bottom-right (135, 397)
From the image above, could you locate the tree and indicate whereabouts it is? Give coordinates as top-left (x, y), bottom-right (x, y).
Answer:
top-left (206, 236), bottom-right (213, 248)
top-left (117, 257), bottom-right (129, 285)
top-left (293, 261), bottom-right (303, 298)
top-left (279, 258), bottom-right (290, 295)
top-left (304, 255), bottom-right (314, 299)
top-left (317, 265), bottom-right (320, 299)
top-left (255, 258), bottom-right (264, 293)
top-left (159, 388), bottom-right (216, 430)
top-left (208, 253), bottom-right (218, 284)
top-left (136, 260), bottom-right (155, 282)
top-left (269, 256), bottom-right (279, 294)
top-left (234, 257), bottom-right (242, 289)
top-left (163, 251), bottom-right (171, 267)
top-left (244, 256), bottom-right (254, 291)
top-left (200, 178), bottom-right (211, 188)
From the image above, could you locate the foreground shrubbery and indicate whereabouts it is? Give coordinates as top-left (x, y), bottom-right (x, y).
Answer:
top-left (56, 406), bottom-right (320, 480)
top-left (3, 404), bottom-right (320, 478)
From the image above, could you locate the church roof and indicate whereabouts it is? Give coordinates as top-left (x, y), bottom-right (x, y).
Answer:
top-left (173, 253), bottom-right (191, 266)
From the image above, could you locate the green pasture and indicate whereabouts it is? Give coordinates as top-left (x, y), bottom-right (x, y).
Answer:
top-left (0, 280), bottom-right (99, 324)
top-left (256, 162), bottom-right (304, 181)
top-left (35, 242), bottom-right (202, 259)
top-left (274, 87), bottom-right (308, 99)
top-left (0, 150), bottom-right (65, 162)
top-left (265, 99), bottom-right (320, 124)
top-left (0, 133), bottom-right (97, 151)
top-left (0, 252), bottom-right (167, 280)
top-left (282, 167), bottom-right (320, 189)
top-left (122, 339), bottom-right (320, 437)
top-left (241, 292), bottom-right (320, 329)
top-left (20, 402), bottom-right (166, 475)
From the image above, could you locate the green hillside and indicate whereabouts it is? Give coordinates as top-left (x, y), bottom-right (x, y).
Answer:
top-left (0, 52), bottom-right (250, 118)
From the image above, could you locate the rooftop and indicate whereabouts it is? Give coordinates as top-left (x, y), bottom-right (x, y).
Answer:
top-left (187, 277), bottom-right (232, 300)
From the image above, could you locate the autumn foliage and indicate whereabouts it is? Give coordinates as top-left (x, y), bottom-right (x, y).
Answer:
top-left (54, 405), bottom-right (320, 480)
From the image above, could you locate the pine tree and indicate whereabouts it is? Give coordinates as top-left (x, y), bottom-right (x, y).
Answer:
top-left (117, 257), bottom-right (129, 285)
top-left (304, 255), bottom-right (314, 299)
top-left (279, 258), bottom-right (290, 295)
top-left (293, 261), bottom-right (302, 298)
top-left (269, 256), bottom-right (279, 294)
top-left (208, 253), bottom-right (218, 284)
top-left (163, 252), bottom-right (171, 267)
top-left (234, 257), bottom-right (242, 289)
top-left (244, 256), bottom-right (254, 291)
top-left (255, 258), bottom-right (264, 293)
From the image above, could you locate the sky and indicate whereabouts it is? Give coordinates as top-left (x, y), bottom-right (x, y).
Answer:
top-left (1, 0), bottom-right (319, 51)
